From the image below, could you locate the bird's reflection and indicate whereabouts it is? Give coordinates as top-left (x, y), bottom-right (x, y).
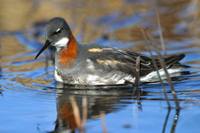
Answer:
top-left (53, 84), bottom-right (140, 132)
top-left (52, 84), bottom-right (181, 133)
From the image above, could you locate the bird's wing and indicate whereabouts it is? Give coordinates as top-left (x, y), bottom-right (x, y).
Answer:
top-left (87, 48), bottom-right (154, 76)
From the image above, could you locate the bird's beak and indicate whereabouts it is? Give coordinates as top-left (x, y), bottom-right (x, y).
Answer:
top-left (35, 40), bottom-right (51, 59)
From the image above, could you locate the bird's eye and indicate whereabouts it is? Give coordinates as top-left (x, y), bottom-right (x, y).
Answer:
top-left (51, 28), bottom-right (62, 36)
top-left (55, 28), bottom-right (62, 33)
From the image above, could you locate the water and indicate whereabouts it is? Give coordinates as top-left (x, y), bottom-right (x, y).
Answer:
top-left (0, 0), bottom-right (200, 132)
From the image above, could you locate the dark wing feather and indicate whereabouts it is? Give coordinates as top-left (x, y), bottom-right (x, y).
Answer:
top-left (87, 48), bottom-right (185, 77)
top-left (163, 54), bottom-right (185, 68)
top-left (88, 48), bottom-right (155, 76)
top-left (152, 54), bottom-right (185, 68)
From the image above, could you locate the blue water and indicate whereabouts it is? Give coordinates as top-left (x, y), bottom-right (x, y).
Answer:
top-left (0, 89), bottom-right (56, 133)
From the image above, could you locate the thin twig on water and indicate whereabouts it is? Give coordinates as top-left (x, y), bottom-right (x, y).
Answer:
top-left (135, 56), bottom-right (141, 89)
top-left (155, 7), bottom-right (166, 54)
top-left (140, 28), bottom-right (171, 108)
top-left (135, 56), bottom-right (142, 103)
top-left (155, 9), bottom-right (180, 109)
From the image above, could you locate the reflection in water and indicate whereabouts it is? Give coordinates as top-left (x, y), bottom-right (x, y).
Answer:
top-left (53, 85), bottom-right (182, 133)
top-left (162, 108), bottom-right (180, 133)
top-left (54, 85), bottom-right (137, 132)
top-left (171, 109), bottom-right (180, 133)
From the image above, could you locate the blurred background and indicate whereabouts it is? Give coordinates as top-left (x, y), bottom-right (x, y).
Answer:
top-left (1, 0), bottom-right (200, 54)
top-left (0, 0), bottom-right (200, 133)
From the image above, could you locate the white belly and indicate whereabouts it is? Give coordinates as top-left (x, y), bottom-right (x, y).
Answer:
top-left (54, 70), bottom-right (135, 85)
top-left (140, 68), bottom-right (182, 82)
top-left (85, 74), bottom-right (134, 85)
top-left (54, 68), bottom-right (183, 85)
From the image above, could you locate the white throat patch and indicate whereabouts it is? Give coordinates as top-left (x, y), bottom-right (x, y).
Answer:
top-left (54, 37), bottom-right (69, 48)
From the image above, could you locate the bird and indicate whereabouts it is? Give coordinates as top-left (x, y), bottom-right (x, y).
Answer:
top-left (35, 17), bottom-right (187, 85)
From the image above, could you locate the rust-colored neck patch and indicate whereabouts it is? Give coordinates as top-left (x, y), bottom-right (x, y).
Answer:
top-left (58, 35), bottom-right (78, 67)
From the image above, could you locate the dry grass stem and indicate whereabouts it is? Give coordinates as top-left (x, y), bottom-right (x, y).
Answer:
top-left (135, 56), bottom-right (142, 102)
top-left (135, 56), bottom-right (141, 88)
top-left (155, 9), bottom-right (180, 109)
top-left (155, 8), bottom-right (166, 54)
top-left (159, 60), bottom-right (180, 109)
top-left (147, 30), bottom-right (180, 109)
top-left (140, 27), bottom-right (171, 108)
